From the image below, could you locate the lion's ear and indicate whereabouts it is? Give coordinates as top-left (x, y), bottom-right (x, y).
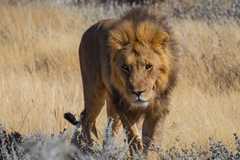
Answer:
top-left (109, 21), bottom-right (134, 50)
top-left (109, 31), bottom-right (124, 50)
top-left (152, 31), bottom-right (170, 49)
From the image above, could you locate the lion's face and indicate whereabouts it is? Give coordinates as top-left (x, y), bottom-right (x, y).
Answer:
top-left (109, 20), bottom-right (173, 109)
top-left (111, 43), bottom-right (167, 108)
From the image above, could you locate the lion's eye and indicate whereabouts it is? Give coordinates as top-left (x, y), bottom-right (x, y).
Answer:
top-left (121, 64), bottom-right (130, 73)
top-left (145, 64), bottom-right (153, 70)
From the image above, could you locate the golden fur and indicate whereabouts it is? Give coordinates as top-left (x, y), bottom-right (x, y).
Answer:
top-left (79, 8), bottom-right (177, 159)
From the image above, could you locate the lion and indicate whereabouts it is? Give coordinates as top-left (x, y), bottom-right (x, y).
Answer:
top-left (78, 8), bottom-right (177, 159)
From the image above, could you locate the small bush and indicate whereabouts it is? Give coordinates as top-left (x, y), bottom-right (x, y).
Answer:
top-left (2, 126), bottom-right (240, 160)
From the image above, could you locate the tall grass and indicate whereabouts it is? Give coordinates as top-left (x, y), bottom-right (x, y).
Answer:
top-left (0, 1), bottom-right (239, 149)
top-left (0, 4), bottom-right (83, 134)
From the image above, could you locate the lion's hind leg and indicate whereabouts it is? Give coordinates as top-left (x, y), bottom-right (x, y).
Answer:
top-left (80, 80), bottom-right (107, 146)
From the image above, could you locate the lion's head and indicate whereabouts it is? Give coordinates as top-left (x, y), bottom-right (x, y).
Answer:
top-left (108, 9), bottom-right (177, 109)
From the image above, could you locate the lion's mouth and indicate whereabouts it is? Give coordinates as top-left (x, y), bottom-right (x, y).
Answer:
top-left (135, 98), bottom-right (147, 103)
top-left (131, 99), bottom-right (149, 108)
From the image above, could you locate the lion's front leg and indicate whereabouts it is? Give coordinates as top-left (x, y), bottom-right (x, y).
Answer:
top-left (118, 114), bottom-right (143, 156)
top-left (125, 123), bottom-right (143, 152)
top-left (107, 106), bottom-right (143, 155)
top-left (142, 105), bottom-right (168, 159)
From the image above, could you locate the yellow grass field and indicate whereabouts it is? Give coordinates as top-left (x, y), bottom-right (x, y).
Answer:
top-left (0, 3), bottom-right (240, 148)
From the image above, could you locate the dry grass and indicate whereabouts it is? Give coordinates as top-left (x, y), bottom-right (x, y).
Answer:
top-left (0, 4), bottom-right (84, 134)
top-left (0, 3), bottom-right (240, 149)
top-left (162, 19), bottom-right (240, 147)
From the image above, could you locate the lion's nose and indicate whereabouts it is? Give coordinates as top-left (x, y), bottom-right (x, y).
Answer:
top-left (132, 90), bottom-right (145, 97)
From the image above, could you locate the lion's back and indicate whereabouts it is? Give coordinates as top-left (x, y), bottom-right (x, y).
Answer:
top-left (79, 19), bottom-right (115, 88)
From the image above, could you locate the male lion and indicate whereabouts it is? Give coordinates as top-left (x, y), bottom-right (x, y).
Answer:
top-left (78, 8), bottom-right (177, 159)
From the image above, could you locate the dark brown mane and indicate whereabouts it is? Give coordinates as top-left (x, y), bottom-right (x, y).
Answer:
top-left (109, 7), bottom-right (177, 53)
top-left (108, 7), bottom-right (178, 100)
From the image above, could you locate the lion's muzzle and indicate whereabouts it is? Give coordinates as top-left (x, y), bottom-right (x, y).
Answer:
top-left (129, 89), bottom-right (151, 108)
